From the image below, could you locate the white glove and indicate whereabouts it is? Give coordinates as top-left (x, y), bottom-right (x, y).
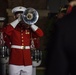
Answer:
top-left (69, 1), bottom-right (76, 6)
top-left (18, 15), bottom-right (22, 22)
top-left (31, 24), bottom-right (38, 31)
top-left (10, 15), bottom-right (21, 28)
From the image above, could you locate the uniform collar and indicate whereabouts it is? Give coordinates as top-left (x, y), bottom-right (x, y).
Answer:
top-left (18, 23), bottom-right (30, 29)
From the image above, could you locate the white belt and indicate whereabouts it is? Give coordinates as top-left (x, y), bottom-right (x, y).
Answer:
top-left (11, 45), bottom-right (30, 49)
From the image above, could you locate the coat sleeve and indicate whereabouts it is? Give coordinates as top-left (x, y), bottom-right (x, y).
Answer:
top-left (31, 24), bottom-right (44, 37)
top-left (3, 19), bottom-right (20, 36)
top-left (3, 24), bottom-right (14, 36)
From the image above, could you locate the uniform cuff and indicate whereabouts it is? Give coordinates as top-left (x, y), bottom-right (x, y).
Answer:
top-left (31, 24), bottom-right (38, 31)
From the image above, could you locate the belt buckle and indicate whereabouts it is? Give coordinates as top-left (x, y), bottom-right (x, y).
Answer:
top-left (21, 46), bottom-right (25, 49)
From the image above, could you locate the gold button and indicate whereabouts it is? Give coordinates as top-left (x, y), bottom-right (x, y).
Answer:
top-left (21, 33), bottom-right (23, 35)
top-left (22, 43), bottom-right (24, 45)
top-left (27, 32), bottom-right (30, 34)
top-left (21, 30), bottom-right (23, 32)
top-left (22, 40), bottom-right (24, 42)
top-left (25, 32), bottom-right (30, 34)
top-left (22, 37), bottom-right (23, 39)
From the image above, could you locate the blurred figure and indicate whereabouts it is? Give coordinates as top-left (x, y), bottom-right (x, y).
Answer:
top-left (67, 0), bottom-right (76, 13)
top-left (45, 0), bottom-right (76, 75)
top-left (56, 5), bottom-right (69, 19)
top-left (0, 17), bottom-right (10, 75)
top-left (45, 3), bottom-right (69, 50)
top-left (56, 0), bottom-right (76, 19)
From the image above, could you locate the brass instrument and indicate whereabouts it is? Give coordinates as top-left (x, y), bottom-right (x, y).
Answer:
top-left (22, 8), bottom-right (39, 25)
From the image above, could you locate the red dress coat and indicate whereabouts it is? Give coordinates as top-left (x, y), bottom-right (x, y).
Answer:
top-left (3, 23), bottom-right (43, 66)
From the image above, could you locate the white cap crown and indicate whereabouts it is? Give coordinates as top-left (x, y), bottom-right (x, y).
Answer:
top-left (12, 6), bottom-right (26, 14)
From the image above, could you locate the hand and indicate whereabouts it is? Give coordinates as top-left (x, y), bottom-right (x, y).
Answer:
top-left (69, 1), bottom-right (76, 6)
top-left (18, 14), bottom-right (22, 22)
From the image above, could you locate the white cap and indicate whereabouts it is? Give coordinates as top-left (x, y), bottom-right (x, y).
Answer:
top-left (12, 6), bottom-right (26, 14)
top-left (0, 17), bottom-right (5, 21)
